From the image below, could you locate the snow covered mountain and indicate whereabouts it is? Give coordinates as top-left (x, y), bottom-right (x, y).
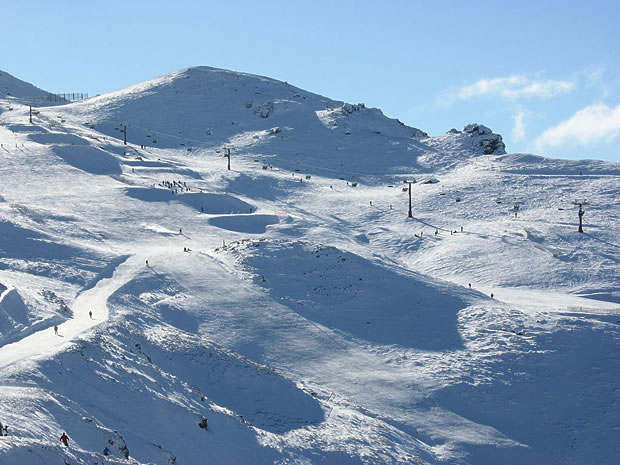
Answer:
top-left (0, 66), bottom-right (618, 465)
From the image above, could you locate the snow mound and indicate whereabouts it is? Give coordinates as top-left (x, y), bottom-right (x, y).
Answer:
top-left (0, 287), bottom-right (30, 337)
top-left (125, 188), bottom-right (254, 214)
top-left (217, 239), bottom-right (471, 350)
top-left (208, 214), bottom-right (281, 233)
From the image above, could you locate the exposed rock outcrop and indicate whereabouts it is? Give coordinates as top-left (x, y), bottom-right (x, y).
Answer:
top-left (462, 123), bottom-right (506, 154)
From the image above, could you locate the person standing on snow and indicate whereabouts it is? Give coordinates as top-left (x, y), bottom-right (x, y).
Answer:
top-left (54, 325), bottom-right (58, 335)
top-left (60, 432), bottom-right (69, 446)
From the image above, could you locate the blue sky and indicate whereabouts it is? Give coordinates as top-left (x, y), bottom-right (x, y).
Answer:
top-left (4, 0), bottom-right (619, 160)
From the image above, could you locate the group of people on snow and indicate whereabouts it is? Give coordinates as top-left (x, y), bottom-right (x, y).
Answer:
top-left (158, 179), bottom-right (191, 195)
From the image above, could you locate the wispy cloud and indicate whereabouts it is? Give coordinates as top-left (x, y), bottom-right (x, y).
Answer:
top-left (578, 66), bottom-right (604, 87)
top-left (511, 106), bottom-right (527, 142)
top-left (534, 103), bottom-right (620, 151)
top-left (437, 74), bottom-right (575, 107)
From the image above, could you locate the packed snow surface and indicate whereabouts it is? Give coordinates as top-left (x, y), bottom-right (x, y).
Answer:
top-left (0, 66), bottom-right (618, 465)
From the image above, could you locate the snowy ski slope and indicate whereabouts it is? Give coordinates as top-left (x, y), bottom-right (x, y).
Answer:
top-left (0, 66), bottom-right (618, 465)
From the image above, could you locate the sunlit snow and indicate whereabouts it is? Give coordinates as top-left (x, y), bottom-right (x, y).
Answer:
top-left (0, 66), bottom-right (618, 465)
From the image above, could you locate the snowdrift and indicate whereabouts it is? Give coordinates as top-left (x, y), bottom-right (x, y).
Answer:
top-left (0, 287), bottom-right (30, 338)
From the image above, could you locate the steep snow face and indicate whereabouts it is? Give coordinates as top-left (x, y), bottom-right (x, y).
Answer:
top-left (0, 70), bottom-right (53, 99)
top-left (0, 66), bottom-right (619, 465)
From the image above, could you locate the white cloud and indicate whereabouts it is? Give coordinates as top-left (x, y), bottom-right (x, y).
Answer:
top-left (438, 74), bottom-right (575, 106)
top-left (459, 75), bottom-right (575, 100)
top-left (534, 103), bottom-right (620, 151)
top-left (512, 107), bottom-right (527, 142)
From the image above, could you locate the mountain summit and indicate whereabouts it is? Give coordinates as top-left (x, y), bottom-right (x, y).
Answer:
top-left (59, 66), bottom-right (506, 175)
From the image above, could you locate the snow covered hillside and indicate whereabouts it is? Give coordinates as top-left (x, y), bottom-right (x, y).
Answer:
top-left (0, 66), bottom-right (618, 465)
top-left (0, 70), bottom-right (54, 100)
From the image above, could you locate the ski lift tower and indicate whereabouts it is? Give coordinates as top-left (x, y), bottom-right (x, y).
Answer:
top-left (573, 200), bottom-right (588, 232)
top-left (119, 123), bottom-right (128, 145)
top-left (407, 181), bottom-right (413, 218)
top-left (224, 147), bottom-right (231, 170)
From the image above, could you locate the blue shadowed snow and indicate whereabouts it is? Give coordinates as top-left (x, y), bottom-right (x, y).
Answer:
top-left (0, 220), bottom-right (106, 285)
top-left (29, 132), bottom-right (90, 146)
top-left (125, 187), bottom-right (254, 214)
top-left (208, 214), bottom-right (280, 234)
top-left (52, 145), bottom-right (122, 175)
top-left (225, 240), bottom-right (468, 350)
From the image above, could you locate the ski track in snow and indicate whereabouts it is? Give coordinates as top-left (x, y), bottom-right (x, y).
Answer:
top-left (0, 255), bottom-right (136, 371)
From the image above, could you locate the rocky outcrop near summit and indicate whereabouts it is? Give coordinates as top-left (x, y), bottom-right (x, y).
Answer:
top-left (462, 123), bottom-right (506, 155)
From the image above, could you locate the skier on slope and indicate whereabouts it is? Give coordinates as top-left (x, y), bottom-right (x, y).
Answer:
top-left (60, 432), bottom-right (69, 446)
top-left (54, 325), bottom-right (58, 335)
